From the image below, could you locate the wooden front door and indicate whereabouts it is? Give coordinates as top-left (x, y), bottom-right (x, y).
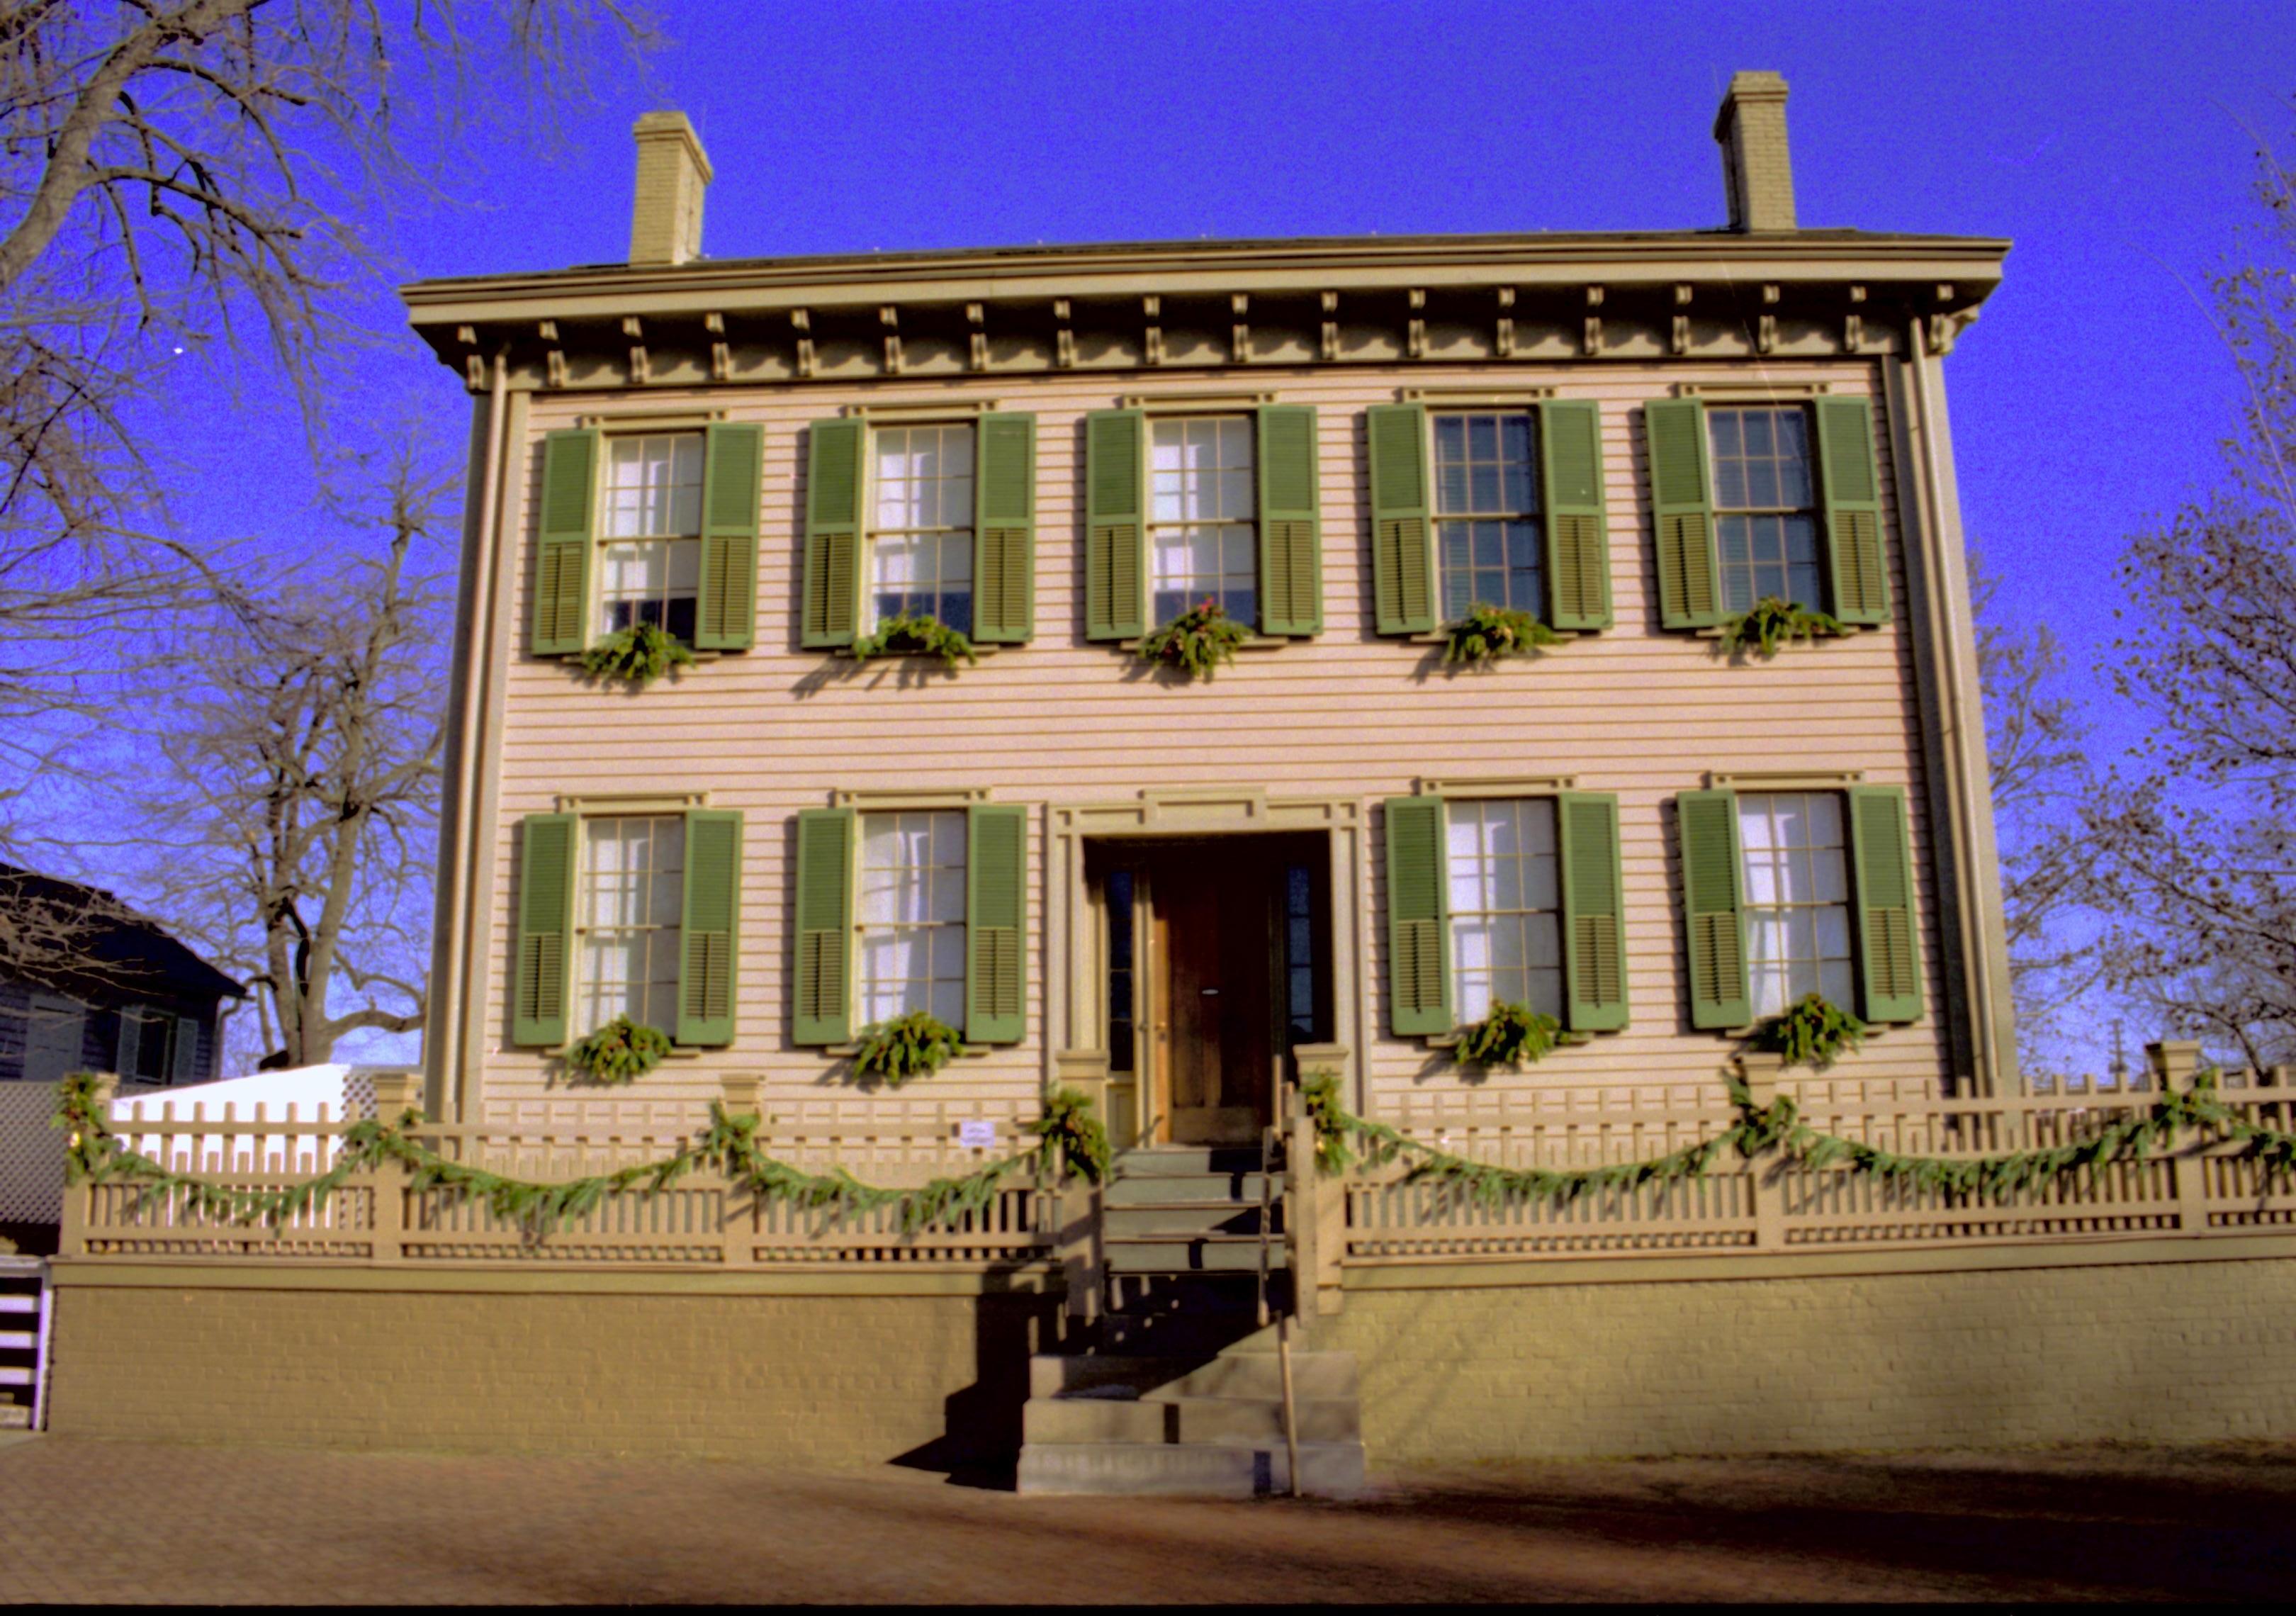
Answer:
top-left (1148, 843), bottom-right (1277, 1145)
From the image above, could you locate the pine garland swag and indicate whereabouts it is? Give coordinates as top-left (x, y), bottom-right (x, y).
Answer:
top-left (850, 1011), bottom-right (965, 1087)
top-left (50, 1073), bottom-right (1093, 1240)
top-left (1718, 596), bottom-right (1846, 659)
top-left (1029, 1085), bottom-right (1113, 1184)
top-left (579, 622), bottom-right (696, 686)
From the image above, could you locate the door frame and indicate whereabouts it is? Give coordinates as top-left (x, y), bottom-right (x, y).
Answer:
top-left (1047, 789), bottom-right (1368, 1142)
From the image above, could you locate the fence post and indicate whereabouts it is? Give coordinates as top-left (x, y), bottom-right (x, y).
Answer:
top-left (57, 1073), bottom-right (118, 1258)
top-left (718, 1074), bottom-right (760, 1269)
top-left (2148, 1041), bottom-right (2212, 1235)
top-left (366, 1072), bottom-right (419, 1264)
top-left (1285, 1077), bottom-right (1328, 1321)
top-left (1736, 1056), bottom-right (1787, 1250)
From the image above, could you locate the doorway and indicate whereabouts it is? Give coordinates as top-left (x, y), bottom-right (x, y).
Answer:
top-left (1093, 834), bottom-right (1330, 1148)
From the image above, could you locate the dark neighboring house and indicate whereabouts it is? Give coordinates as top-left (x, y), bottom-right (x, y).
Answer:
top-left (0, 865), bottom-right (244, 1087)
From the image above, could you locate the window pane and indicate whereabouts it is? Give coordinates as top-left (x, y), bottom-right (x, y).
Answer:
top-left (857, 811), bottom-right (967, 1027)
top-left (1737, 792), bottom-right (1855, 1014)
top-left (575, 814), bottom-right (685, 1036)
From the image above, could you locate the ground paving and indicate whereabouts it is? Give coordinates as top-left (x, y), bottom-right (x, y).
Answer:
top-left (1, 1435), bottom-right (2290, 1603)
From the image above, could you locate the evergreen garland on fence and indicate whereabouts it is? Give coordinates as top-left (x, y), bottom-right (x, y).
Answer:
top-left (51, 1074), bottom-right (1072, 1239)
top-left (1299, 1067), bottom-right (2296, 1211)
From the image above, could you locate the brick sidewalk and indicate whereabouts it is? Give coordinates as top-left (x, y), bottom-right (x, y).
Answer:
top-left (3, 1435), bottom-right (2292, 1603)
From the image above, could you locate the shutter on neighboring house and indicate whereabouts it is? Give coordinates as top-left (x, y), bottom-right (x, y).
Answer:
top-left (532, 430), bottom-right (599, 655)
top-left (972, 413), bottom-right (1037, 644)
top-left (1816, 397), bottom-right (1890, 626)
top-left (512, 814), bottom-right (578, 1047)
top-left (171, 1016), bottom-right (201, 1083)
top-left (1367, 404), bottom-right (1436, 635)
top-left (1848, 785), bottom-right (1923, 1023)
top-left (1645, 400), bottom-right (1723, 629)
top-left (792, 808), bottom-right (855, 1045)
top-left (1084, 410), bottom-right (1146, 640)
top-left (1676, 790), bottom-right (1750, 1030)
top-left (1256, 404), bottom-right (1322, 636)
top-left (677, 809), bottom-right (743, 1045)
top-left (1383, 795), bottom-right (1451, 1036)
top-left (964, 804), bottom-right (1028, 1043)
top-left (1558, 792), bottom-right (1628, 1032)
top-left (1540, 401), bottom-right (1613, 632)
top-left (696, 424), bottom-right (762, 651)
top-left (801, 420), bottom-right (865, 649)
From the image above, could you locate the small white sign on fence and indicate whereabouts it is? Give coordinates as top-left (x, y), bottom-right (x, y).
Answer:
top-left (956, 1120), bottom-right (998, 1152)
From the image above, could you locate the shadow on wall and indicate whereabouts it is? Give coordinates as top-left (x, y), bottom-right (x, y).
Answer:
top-left (889, 1268), bottom-right (1076, 1489)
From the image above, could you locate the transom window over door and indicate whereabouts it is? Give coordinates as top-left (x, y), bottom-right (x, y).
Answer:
top-left (870, 424), bottom-right (975, 634)
top-left (575, 815), bottom-right (685, 1037)
top-left (1738, 791), bottom-right (1853, 1016)
top-left (1434, 413), bottom-right (1543, 622)
top-left (857, 810), bottom-right (967, 1028)
top-left (1447, 799), bottom-right (1564, 1023)
top-left (1150, 417), bottom-right (1256, 626)
top-left (1708, 407), bottom-right (1821, 614)
top-left (597, 434), bottom-right (704, 641)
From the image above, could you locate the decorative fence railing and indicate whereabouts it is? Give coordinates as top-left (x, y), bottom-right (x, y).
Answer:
top-left (63, 1076), bottom-right (1061, 1271)
top-left (1340, 1051), bottom-right (2296, 1269)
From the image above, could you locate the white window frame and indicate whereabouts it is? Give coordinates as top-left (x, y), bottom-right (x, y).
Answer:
top-left (1148, 415), bottom-right (1257, 629)
top-left (1737, 790), bottom-right (1856, 1017)
top-left (862, 421), bottom-right (978, 636)
top-left (570, 812), bottom-right (687, 1040)
top-left (1706, 405), bottom-right (1823, 615)
top-left (854, 809), bottom-right (969, 1032)
top-left (1430, 410), bottom-right (1545, 623)
top-left (1444, 797), bottom-right (1565, 1025)
top-left (594, 430), bottom-right (707, 644)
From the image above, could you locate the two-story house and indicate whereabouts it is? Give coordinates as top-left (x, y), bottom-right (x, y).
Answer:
top-left (405, 72), bottom-right (2011, 1151)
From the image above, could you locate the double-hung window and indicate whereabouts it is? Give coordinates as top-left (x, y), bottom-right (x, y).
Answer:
top-left (597, 434), bottom-right (705, 642)
top-left (856, 810), bottom-right (969, 1029)
top-left (1380, 792), bottom-right (1628, 1039)
top-left (1434, 413), bottom-right (1543, 622)
top-left (573, 814), bottom-right (685, 1038)
top-left (869, 425), bottom-right (975, 635)
top-left (1149, 417), bottom-right (1257, 627)
top-left (1708, 407), bottom-right (1821, 615)
top-left (1736, 791), bottom-right (1853, 1017)
top-left (1446, 798), bottom-right (1565, 1023)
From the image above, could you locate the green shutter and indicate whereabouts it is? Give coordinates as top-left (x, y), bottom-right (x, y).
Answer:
top-left (1558, 792), bottom-right (1628, 1032)
top-left (1383, 795), bottom-right (1451, 1036)
top-left (965, 804), bottom-right (1028, 1043)
top-left (1084, 410), bottom-right (1146, 640)
top-left (1368, 404), bottom-right (1436, 635)
top-left (1540, 401), bottom-right (1612, 632)
top-left (1646, 400), bottom-right (1723, 630)
top-left (677, 810), bottom-right (742, 1045)
top-left (512, 814), bottom-right (577, 1047)
top-left (792, 809), bottom-right (854, 1045)
top-left (801, 420), bottom-right (864, 649)
top-left (1848, 785), bottom-right (1923, 1023)
top-left (1256, 404), bottom-right (1322, 636)
top-left (694, 425), bottom-right (761, 651)
top-left (1677, 790), bottom-right (1750, 1030)
top-left (1817, 397), bottom-right (1890, 627)
top-left (972, 413), bottom-right (1036, 644)
top-left (531, 431), bottom-right (597, 656)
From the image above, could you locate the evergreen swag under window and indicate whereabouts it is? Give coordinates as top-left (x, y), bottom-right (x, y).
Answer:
top-left (1453, 1001), bottom-right (1561, 1068)
top-left (1718, 595), bottom-right (1847, 659)
top-left (563, 1016), bottom-right (672, 1085)
top-left (1443, 604), bottom-right (1559, 668)
top-left (579, 622), bottom-right (696, 687)
top-left (850, 1011), bottom-right (964, 1087)
top-left (1139, 598), bottom-right (1251, 680)
top-left (851, 612), bottom-right (978, 669)
top-left (1748, 993), bottom-right (1865, 1069)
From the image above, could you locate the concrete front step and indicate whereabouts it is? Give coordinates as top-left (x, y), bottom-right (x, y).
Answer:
top-left (1016, 1440), bottom-right (1366, 1498)
top-left (1030, 1348), bottom-right (1358, 1402)
top-left (1104, 1172), bottom-right (1280, 1206)
top-left (1025, 1393), bottom-right (1361, 1445)
top-left (1101, 1203), bottom-right (1281, 1240)
top-left (1104, 1235), bottom-right (1287, 1274)
top-left (1113, 1148), bottom-right (1267, 1177)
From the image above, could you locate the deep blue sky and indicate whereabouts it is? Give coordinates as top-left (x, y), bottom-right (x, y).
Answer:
top-left (157, 0), bottom-right (2292, 758)
top-left (127, 0), bottom-right (2292, 1067)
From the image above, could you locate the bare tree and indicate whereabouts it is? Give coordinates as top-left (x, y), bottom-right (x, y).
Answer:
top-left (1969, 549), bottom-right (2099, 1054)
top-left (150, 450), bottom-right (449, 1067)
top-left (0, 0), bottom-right (651, 744)
top-left (2076, 108), bottom-right (2296, 1068)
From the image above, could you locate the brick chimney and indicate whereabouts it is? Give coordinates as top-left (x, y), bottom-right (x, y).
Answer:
top-left (1713, 71), bottom-right (1796, 232)
top-left (629, 111), bottom-right (713, 266)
